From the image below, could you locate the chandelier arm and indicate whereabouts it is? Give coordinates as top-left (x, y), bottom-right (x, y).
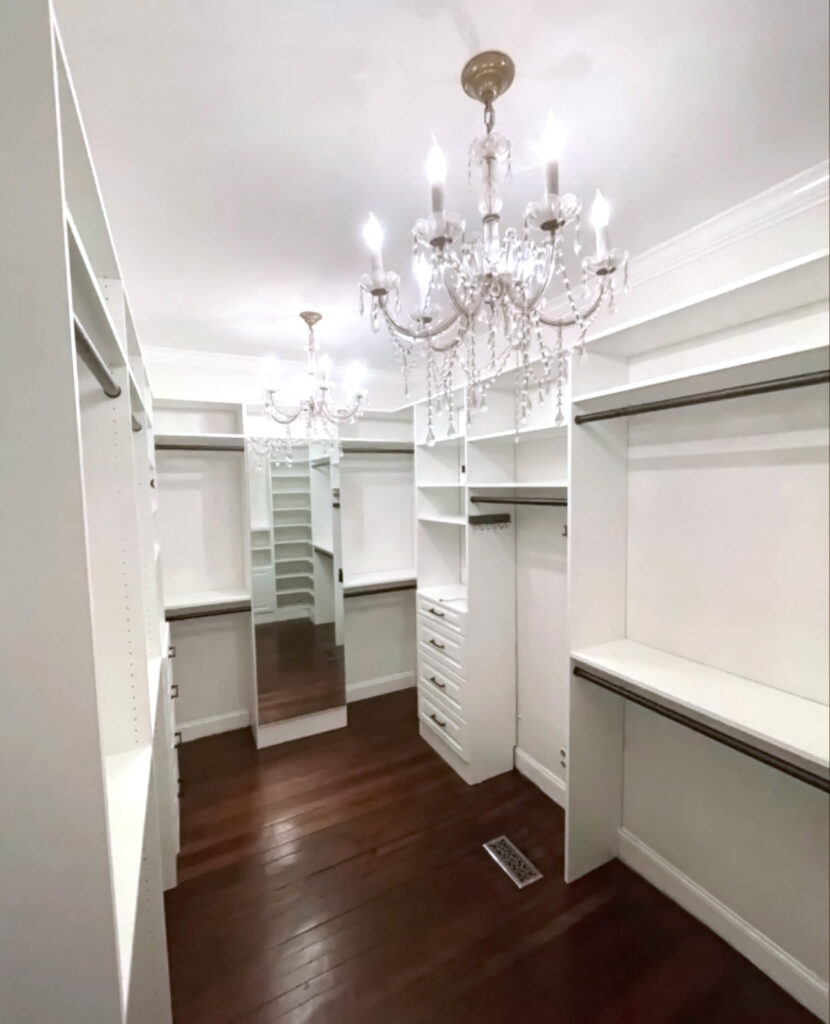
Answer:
top-left (378, 295), bottom-right (461, 341)
top-left (520, 243), bottom-right (557, 313)
top-left (319, 395), bottom-right (366, 424)
top-left (264, 395), bottom-right (306, 425)
top-left (442, 268), bottom-right (484, 321)
top-left (537, 279), bottom-right (606, 328)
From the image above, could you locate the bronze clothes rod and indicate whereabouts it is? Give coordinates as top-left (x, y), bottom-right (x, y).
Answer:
top-left (155, 441), bottom-right (245, 452)
top-left (343, 581), bottom-right (417, 598)
top-left (574, 369), bottom-right (830, 425)
top-left (74, 317), bottom-right (121, 399)
top-left (470, 496), bottom-right (568, 507)
top-left (340, 445), bottom-right (415, 455)
top-left (166, 600), bottom-right (252, 622)
top-left (573, 665), bottom-right (830, 793)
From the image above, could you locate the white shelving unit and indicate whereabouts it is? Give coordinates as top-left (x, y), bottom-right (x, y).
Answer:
top-left (0, 6), bottom-right (175, 1019)
top-left (566, 256), bottom-right (830, 1019)
top-left (156, 400), bottom-right (254, 744)
top-left (413, 378), bottom-right (570, 787)
top-left (340, 410), bottom-right (417, 701)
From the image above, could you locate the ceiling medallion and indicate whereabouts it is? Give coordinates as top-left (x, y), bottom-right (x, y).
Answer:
top-left (249, 311), bottom-right (368, 465)
top-left (359, 50), bottom-right (628, 441)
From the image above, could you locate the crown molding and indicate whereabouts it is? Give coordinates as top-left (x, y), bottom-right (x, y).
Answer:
top-left (630, 160), bottom-right (829, 288)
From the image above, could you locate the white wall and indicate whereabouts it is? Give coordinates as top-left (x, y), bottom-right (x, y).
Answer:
top-left (515, 506), bottom-right (569, 797)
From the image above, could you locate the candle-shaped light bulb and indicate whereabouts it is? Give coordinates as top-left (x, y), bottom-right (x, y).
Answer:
top-left (317, 352), bottom-right (333, 383)
top-left (425, 139), bottom-right (447, 214)
top-left (343, 361), bottom-right (368, 400)
top-left (541, 110), bottom-right (566, 197)
top-left (590, 189), bottom-right (612, 260)
top-left (362, 212), bottom-right (384, 273)
top-left (413, 254), bottom-right (432, 308)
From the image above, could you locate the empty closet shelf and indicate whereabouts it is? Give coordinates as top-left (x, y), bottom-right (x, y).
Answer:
top-left (155, 432), bottom-right (245, 451)
top-left (419, 515), bottom-right (466, 526)
top-left (105, 746), bottom-right (152, 995)
top-left (572, 640), bottom-right (829, 786)
top-left (165, 590), bottom-right (251, 620)
top-left (313, 545), bottom-right (334, 557)
top-left (343, 569), bottom-right (417, 597)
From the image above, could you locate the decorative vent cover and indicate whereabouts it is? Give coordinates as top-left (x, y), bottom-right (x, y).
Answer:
top-left (483, 835), bottom-right (542, 888)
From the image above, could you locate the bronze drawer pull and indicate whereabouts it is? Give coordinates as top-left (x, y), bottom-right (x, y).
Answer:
top-left (428, 607), bottom-right (445, 617)
top-left (428, 638), bottom-right (445, 650)
top-left (428, 675), bottom-right (446, 689)
top-left (429, 712), bottom-right (447, 728)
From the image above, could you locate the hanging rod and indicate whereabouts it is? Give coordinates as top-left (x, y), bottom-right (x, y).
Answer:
top-left (469, 513), bottom-right (511, 526)
top-left (470, 495), bottom-right (568, 507)
top-left (131, 415), bottom-right (142, 433)
top-left (166, 599), bottom-right (252, 622)
top-left (340, 445), bottom-right (414, 455)
top-left (310, 457), bottom-right (331, 468)
top-left (574, 369), bottom-right (830, 425)
top-left (73, 317), bottom-right (121, 399)
top-left (343, 580), bottom-right (417, 598)
top-left (573, 666), bottom-right (829, 793)
top-left (155, 441), bottom-right (245, 452)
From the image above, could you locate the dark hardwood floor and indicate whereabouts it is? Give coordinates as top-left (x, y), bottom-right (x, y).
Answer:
top-left (165, 690), bottom-right (814, 1023)
top-left (255, 619), bottom-right (344, 724)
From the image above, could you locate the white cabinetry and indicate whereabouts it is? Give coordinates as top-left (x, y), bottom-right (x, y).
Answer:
top-left (0, 5), bottom-right (173, 1019)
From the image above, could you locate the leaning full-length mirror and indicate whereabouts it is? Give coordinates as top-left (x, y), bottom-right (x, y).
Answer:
top-left (245, 416), bottom-right (345, 728)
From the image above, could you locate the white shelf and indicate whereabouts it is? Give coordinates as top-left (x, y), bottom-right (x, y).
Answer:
top-left (276, 556), bottom-right (313, 565)
top-left (65, 209), bottom-right (126, 365)
top-left (164, 589), bottom-right (250, 616)
top-left (585, 249), bottom-right (830, 360)
top-left (276, 587), bottom-right (314, 598)
top-left (417, 435), bottom-right (464, 448)
top-left (418, 582), bottom-right (468, 611)
top-left (573, 339), bottom-right (829, 417)
top-left (468, 481), bottom-right (568, 490)
top-left (146, 656), bottom-right (162, 732)
top-left (105, 746), bottom-right (153, 997)
top-left (344, 569), bottom-right (416, 590)
top-left (274, 539), bottom-right (312, 547)
top-left (467, 424), bottom-right (566, 443)
top-left (273, 522), bottom-right (312, 529)
top-left (418, 483), bottom-right (464, 490)
top-left (419, 515), bottom-right (466, 526)
top-left (155, 432), bottom-right (244, 450)
top-left (572, 639), bottom-right (829, 776)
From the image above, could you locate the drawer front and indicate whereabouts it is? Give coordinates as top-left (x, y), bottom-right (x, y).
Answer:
top-left (418, 619), bottom-right (466, 675)
top-left (419, 654), bottom-right (464, 712)
top-left (417, 594), bottom-right (466, 634)
top-left (418, 690), bottom-right (468, 760)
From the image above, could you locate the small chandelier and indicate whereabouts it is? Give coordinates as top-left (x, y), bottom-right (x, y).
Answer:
top-left (249, 310), bottom-right (368, 465)
top-left (358, 50), bottom-right (628, 442)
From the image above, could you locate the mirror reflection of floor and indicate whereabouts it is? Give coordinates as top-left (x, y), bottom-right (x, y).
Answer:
top-left (255, 620), bottom-right (345, 725)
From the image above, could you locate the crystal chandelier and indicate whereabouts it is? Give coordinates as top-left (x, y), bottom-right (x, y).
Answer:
top-left (249, 311), bottom-right (367, 465)
top-left (358, 50), bottom-right (628, 441)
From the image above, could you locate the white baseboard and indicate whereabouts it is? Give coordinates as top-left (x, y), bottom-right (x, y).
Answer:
top-left (255, 705), bottom-right (347, 748)
top-left (514, 748), bottom-right (567, 809)
top-left (346, 670), bottom-right (415, 703)
top-left (178, 709), bottom-right (250, 743)
top-left (618, 828), bottom-right (829, 1022)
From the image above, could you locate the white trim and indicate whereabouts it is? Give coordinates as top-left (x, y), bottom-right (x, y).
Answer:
top-left (631, 160), bottom-right (830, 289)
top-left (255, 705), bottom-right (347, 748)
top-left (346, 670), bottom-right (415, 703)
top-left (177, 709), bottom-right (251, 743)
top-left (514, 748), bottom-right (567, 809)
top-left (618, 828), bottom-right (829, 1022)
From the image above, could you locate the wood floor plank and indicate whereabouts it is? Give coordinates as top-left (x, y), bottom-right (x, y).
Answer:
top-left (166, 689), bottom-right (817, 1024)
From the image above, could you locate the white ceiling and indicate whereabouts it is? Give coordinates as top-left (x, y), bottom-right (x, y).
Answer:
top-left (55, 0), bottom-right (829, 372)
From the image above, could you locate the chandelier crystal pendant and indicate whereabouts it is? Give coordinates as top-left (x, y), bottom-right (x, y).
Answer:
top-left (249, 311), bottom-right (368, 465)
top-left (358, 50), bottom-right (628, 442)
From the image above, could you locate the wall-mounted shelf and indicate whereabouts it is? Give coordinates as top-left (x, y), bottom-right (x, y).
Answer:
top-left (467, 424), bottom-right (567, 444)
top-left (65, 209), bottom-right (126, 365)
top-left (164, 590), bottom-right (251, 621)
top-left (418, 515), bottom-right (466, 526)
top-left (343, 569), bottom-right (417, 598)
top-left (572, 640), bottom-right (829, 788)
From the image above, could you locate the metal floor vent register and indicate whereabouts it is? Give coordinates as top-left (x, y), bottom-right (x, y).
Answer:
top-left (483, 836), bottom-right (542, 888)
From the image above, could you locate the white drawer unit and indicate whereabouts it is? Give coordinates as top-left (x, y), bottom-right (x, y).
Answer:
top-left (418, 617), bottom-right (467, 676)
top-left (418, 688), bottom-right (468, 760)
top-left (419, 652), bottom-right (465, 711)
top-left (417, 593), bottom-right (466, 634)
